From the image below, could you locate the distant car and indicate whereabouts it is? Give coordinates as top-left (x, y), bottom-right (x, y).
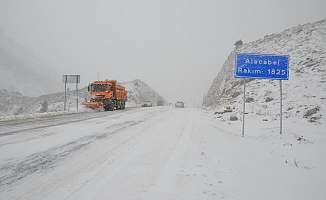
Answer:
top-left (141, 100), bottom-right (152, 107)
top-left (175, 101), bottom-right (184, 108)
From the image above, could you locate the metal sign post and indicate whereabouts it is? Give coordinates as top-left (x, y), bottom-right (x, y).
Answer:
top-left (235, 53), bottom-right (289, 136)
top-left (280, 80), bottom-right (282, 134)
top-left (62, 75), bottom-right (80, 111)
top-left (64, 76), bottom-right (67, 111)
top-left (242, 79), bottom-right (245, 137)
top-left (76, 75), bottom-right (79, 111)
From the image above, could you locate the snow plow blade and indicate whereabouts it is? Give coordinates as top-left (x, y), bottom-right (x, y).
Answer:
top-left (82, 102), bottom-right (103, 109)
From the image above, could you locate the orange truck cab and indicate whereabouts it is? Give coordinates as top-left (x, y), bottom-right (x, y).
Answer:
top-left (82, 79), bottom-right (127, 111)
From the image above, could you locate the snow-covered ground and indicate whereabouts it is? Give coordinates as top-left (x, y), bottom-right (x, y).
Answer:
top-left (0, 107), bottom-right (325, 199)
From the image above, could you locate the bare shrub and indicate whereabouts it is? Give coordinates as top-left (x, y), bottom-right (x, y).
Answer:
top-left (230, 115), bottom-right (238, 121)
top-left (40, 99), bottom-right (48, 113)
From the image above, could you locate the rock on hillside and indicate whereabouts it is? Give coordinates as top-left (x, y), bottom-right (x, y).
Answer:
top-left (203, 19), bottom-right (326, 124)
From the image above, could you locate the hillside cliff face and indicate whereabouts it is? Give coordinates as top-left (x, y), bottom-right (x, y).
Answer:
top-left (203, 19), bottom-right (326, 124)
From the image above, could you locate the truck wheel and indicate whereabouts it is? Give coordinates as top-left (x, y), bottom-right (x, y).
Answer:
top-left (104, 99), bottom-right (112, 111)
top-left (108, 104), bottom-right (114, 111)
top-left (117, 100), bottom-right (121, 110)
top-left (108, 99), bottom-right (115, 111)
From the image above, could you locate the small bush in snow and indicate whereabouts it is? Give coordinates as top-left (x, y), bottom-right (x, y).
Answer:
top-left (40, 99), bottom-right (48, 113)
top-left (14, 107), bottom-right (23, 115)
top-left (230, 115), bottom-right (238, 121)
top-left (234, 39), bottom-right (243, 48)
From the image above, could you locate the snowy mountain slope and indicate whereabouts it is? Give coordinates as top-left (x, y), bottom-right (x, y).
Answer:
top-left (203, 19), bottom-right (326, 125)
top-left (0, 32), bottom-right (62, 97)
top-left (0, 79), bottom-right (167, 117)
top-left (0, 87), bottom-right (87, 117)
top-left (121, 79), bottom-right (168, 106)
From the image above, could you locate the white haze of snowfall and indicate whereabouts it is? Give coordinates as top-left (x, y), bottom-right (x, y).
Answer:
top-left (0, 31), bottom-right (62, 97)
top-left (1, 18), bottom-right (325, 126)
top-left (0, 19), bottom-right (325, 200)
top-left (203, 19), bottom-right (326, 126)
top-left (0, 31), bottom-right (167, 117)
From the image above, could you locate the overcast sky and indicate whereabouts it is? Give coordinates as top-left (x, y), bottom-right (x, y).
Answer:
top-left (0, 0), bottom-right (325, 106)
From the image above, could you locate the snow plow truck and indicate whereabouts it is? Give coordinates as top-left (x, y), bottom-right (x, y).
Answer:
top-left (82, 79), bottom-right (127, 111)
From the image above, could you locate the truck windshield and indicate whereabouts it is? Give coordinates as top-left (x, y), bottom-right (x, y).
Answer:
top-left (91, 84), bottom-right (107, 92)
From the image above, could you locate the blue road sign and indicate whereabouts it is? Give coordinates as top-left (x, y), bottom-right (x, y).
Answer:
top-left (235, 53), bottom-right (289, 80)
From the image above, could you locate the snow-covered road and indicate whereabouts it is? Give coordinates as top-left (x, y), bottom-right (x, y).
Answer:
top-left (0, 107), bottom-right (325, 199)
